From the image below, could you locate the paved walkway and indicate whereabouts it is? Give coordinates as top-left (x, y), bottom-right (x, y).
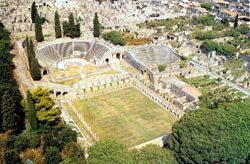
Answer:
top-left (132, 133), bottom-right (172, 149)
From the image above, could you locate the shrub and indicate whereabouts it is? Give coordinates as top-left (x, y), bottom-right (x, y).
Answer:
top-left (158, 65), bottom-right (166, 72)
top-left (201, 2), bottom-right (212, 11)
top-left (102, 31), bottom-right (126, 46)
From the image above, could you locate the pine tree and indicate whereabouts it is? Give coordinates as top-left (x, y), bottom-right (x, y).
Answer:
top-left (234, 14), bottom-right (238, 28)
top-left (26, 90), bottom-right (38, 130)
top-left (93, 12), bottom-right (100, 37)
top-left (75, 23), bottom-right (81, 37)
top-left (31, 2), bottom-right (37, 23)
top-left (62, 21), bottom-right (69, 37)
top-left (28, 39), bottom-right (41, 80)
top-left (35, 12), bottom-right (44, 42)
top-left (68, 13), bottom-right (76, 38)
top-left (1, 91), bottom-right (20, 132)
top-left (54, 11), bottom-right (62, 38)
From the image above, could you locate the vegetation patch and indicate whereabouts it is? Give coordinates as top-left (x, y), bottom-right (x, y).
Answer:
top-left (72, 87), bottom-right (178, 147)
top-left (125, 35), bottom-right (152, 45)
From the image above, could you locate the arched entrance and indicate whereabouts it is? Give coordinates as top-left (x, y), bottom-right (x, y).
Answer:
top-left (105, 58), bottom-right (109, 63)
top-left (56, 91), bottom-right (61, 97)
top-left (43, 70), bottom-right (48, 75)
top-left (63, 92), bottom-right (68, 96)
top-left (116, 53), bottom-right (120, 59)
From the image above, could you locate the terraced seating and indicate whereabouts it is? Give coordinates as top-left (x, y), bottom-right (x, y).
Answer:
top-left (85, 43), bottom-right (109, 60)
top-left (53, 42), bottom-right (73, 57)
top-left (36, 41), bottom-right (111, 66)
top-left (74, 41), bottom-right (91, 53)
top-left (130, 46), bottom-right (180, 67)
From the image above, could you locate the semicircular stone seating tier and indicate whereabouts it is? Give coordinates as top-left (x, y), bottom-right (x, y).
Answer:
top-left (35, 41), bottom-right (111, 66)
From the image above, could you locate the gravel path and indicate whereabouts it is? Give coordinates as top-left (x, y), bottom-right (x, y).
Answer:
top-left (12, 39), bottom-right (34, 95)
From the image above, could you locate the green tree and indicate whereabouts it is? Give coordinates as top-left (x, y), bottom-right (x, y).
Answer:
top-left (221, 17), bottom-right (229, 26)
top-left (234, 14), bottom-right (238, 28)
top-left (63, 143), bottom-right (85, 163)
top-left (54, 11), bottom-right (62, 38)
top-left (102, 31), bottom-right (126, 46)
top-left (68, 13), bottom-right (76, 38)
top-left (35, 12), bottom-right (44, 42)
top-left (26, 90), bottom-right (38, 130)
top-left (29, 50), bottom-right (41, 80)
top-left (1, 91), bottom-right (20, 132)
top-left (130, 144), bottom-right (178, 164)
top-left (14, 135), bottom-right (29, 152)
top-left (62, 21), bottom-right (69, 37)
top-left (31, 86), bottom-right (58, 123)
top-left (217, 42), bottom-right (238, 56)
top-left (27, 39), bottom-right (41, 80)
top-left (198, 15), bottom-right (215, 26)
top-left (201, 2), bottom-right (212, 11)
top-left (43, 134), bottom-right (61, 153)
top-left (59, 125), bottom-right (77, 146)
top-left (31, 1), bottom-right (37, 23)
top-left (202, 40), bottom-right (218, 51)
top-left (166, 102), bottom-right (250, 164)
top-left (45, 146), bottom-right (62, 164)
top-left (4, 150), bottom-right (22, 164)
top-left (93, 12), bottom-right (100, 37)
top-left (88, 140), bottom-right (128, 164)
top-left (29, 132), bottom-right (40, 148)
top-left (75, 23), bottom-right (81, 37)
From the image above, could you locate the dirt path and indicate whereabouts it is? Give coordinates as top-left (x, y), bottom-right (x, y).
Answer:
top-left (12, 39), bottom-right (34, 95)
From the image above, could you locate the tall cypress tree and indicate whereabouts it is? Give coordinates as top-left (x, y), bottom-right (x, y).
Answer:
top-left (28, 39), bottom-right (41, 80)
top-left (35, 12), bottom-right (44, 42)
top-left (31, 2), bottom-right (37, 23)
top-left (234, 14), bottom-right (238, 28)
top-left (75, 23), bottom-right (81, 37)
top-left (1, 91), bottom-right (20, 132)
top-left (54, 11), bottom-right (62, 38)
top-left (62, 21), bottom-right (69, 37)
top-left (93, 12), bottom-right (100, 37)
top-left (26, 90), bottom-right (37, 130)
top-left (68, 13), bottom-right (76, 38)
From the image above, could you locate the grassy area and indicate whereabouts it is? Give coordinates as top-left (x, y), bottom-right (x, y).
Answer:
top-left (72, 87), bottom-right (178, 147)
top-left (232, 70), bottom-right (245, 78)
top-left (63, 103), bottom-right (96, 145)
top-left (86, 69), bottom-right (121, 78)
top-left (125, 35), bottom-right (152, 46)
top-left (224, 60), bottom-right (243, 70)
top-left (55, 77), bottom-right (82, 86)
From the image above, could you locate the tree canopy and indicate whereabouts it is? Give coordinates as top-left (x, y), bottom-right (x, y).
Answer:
top-left (88, 140), bottom-right (177, 164)
top-left (35, 12), bottom-right (44, 42)
top-left (31, 86), bottom-right (58, 123)
top-left (31, 2), bottom-right (37, 23)
top-left (93, 12), bottom-right (100, 37)
top-left (54, 11), bottom-right (62, 38)
top-left (103, 31), bottom-right (126, 46)
top-left (201, 2), bottom-right (212, 11)
top-left (166, 102), bottom-right (250, 164)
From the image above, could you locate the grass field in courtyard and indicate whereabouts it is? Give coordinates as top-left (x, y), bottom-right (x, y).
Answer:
top-left (72, 87), bottom-right (178, 147)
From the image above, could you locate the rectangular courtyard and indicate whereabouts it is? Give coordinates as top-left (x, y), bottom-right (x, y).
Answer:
top-left (71, 87), bottom-right (178, 147)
